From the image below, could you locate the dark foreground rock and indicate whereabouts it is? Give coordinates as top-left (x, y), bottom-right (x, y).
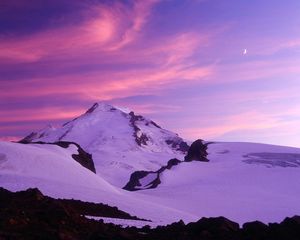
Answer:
top-left (0, 188), bottom-right (148, 240)
top-left (1, 188), bottom-right (300, 240)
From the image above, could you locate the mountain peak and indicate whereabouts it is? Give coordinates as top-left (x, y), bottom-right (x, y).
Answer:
top-left (85, 102), bottom-right (116, 114)
top-left (20, 103), bottom-right (189, 186)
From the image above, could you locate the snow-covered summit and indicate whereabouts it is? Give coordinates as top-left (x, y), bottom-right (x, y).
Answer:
top-left (86, 102), bottom-right (114, 112)
top-left (21, 102), bottom-right (189, 187)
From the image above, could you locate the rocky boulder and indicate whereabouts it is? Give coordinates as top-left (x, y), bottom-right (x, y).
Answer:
top-left (184, 139), bottom-right (209, 162)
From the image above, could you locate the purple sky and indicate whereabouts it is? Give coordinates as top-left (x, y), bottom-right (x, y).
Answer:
top-left (1, 0), bottom-right (300, 147)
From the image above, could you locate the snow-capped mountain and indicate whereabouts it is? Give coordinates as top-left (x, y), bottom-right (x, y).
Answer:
top-left (21, 102), bottom-right (189, 187)
top-left (1, 102), bottom-right (300, 226)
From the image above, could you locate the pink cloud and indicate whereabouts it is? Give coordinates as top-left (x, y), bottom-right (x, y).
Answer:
top-left (107, 0), bottom-right (160, 51)
top-left (0, 1), bottom-right (158, 63)
top-left (181, 111), bottom-right (281, 140)
top-left (0, 136), bottom-right (21, 142)
top-left (0, 29), bottom-right (215, 102)
top-left (245, 37), bottom-right (300, 56)
top-left (0, 64), bottom-right (213, 101)
top-left (209, 57), bottom-right (300, 87)
top-left (0, 107), bottom-right (85, 123)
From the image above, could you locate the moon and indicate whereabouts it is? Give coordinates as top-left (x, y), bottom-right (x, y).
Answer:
top-left (243, 49), bottom-right (247, 55)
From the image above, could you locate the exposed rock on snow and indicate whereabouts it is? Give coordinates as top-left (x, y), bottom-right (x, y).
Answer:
top-left (165, 138), bottom-right (189, 153)
top-left (55, 141), bottom-right (96, 173)
top-left (20, 141), bottom-right (96, 173)
top-left (243, 152), bottom-right (300, 168)
top-left (184, 139), bottom-right (209, 162)
top-left (129, 111), bottom-right (150, 146)
top-left (123, 138), bottom-right (210, 191)
top-left (123, 170), bottom-right (151, 191)
top-left (19, 124), bottom-right (55, 143)
top-left (123, 158), bottom-right (182, 191)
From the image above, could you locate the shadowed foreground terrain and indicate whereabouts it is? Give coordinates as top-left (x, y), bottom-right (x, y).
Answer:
top-left (1, 188), bottom-right (300, 240)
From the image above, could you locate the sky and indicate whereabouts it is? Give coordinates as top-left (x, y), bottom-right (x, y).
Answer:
top-left (1, 0), bottom-right (300, 147)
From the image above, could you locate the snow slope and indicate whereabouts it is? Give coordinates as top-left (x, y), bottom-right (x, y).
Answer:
top-left (137, 142), bottom-right (300, 224)
top-left (0, 141), bottom-right (114, 191)
top-left (0, 141), bottom-right (196, 225)
top-left (85, 216), bottom-right (158, 228)
top-left (3, 140), bottom-right (300, 225)
top-left (22, 103), bottom-right (188, 187)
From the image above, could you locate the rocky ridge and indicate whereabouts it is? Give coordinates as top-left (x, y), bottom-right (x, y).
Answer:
top-left (1, 188), bottom-right (300, 240)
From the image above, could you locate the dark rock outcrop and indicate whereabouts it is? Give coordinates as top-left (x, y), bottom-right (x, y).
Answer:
top-left (54, 141), bottom-right (96, 173)
top-left (123, 170), bottom-right (153, 191)
top-left (184, 139), bottom-right (209, 162)
top-left (164, 158), bottom-right (182, 170)
top-left (18, 141), bottom-right (96, 173)
top-left (123, 158), bottom-right (181, 191)
top-left (19, 132), bottom-right (39, 143)
top-left (1, 188), bottom-right (300, 240)
top-left (0, 187), bottom-right (144, 221)
top-left (124, 139), bottom-right (209, 191)
top-left (0, 187), bottom-right (148, 240)
top-left (242, 221), bottom-right (268, 239)
top-left (85, 102), bottom-right (99, 114)
top-left (184, 217), bottom-right (240, 240)
top-left (128, 111), bottom-right (189, 153)
top-left (129, 111), bottom-right (150, 146)
top-left (165, 139), bottom-right (189, 153)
